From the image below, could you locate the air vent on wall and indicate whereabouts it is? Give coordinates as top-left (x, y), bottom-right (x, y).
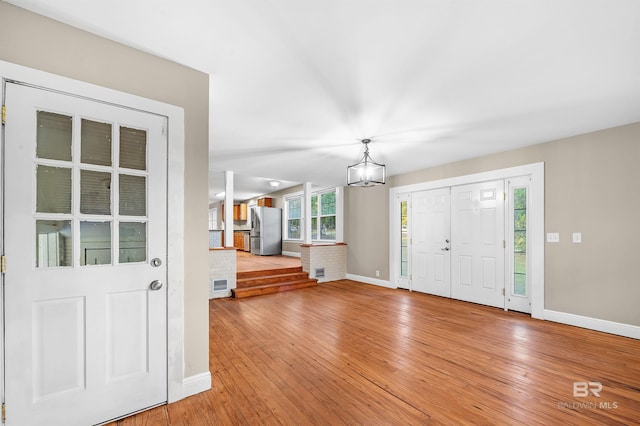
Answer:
top-left (315, 268), bottom-right (325, 279)
top-left (211, 279), bottom-right (228, 292)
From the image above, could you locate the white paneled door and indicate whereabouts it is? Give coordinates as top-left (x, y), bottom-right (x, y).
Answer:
top-left (410, 189), bottom-right (451, 297)
top-left (451, 180), bottom-right (505, 309)
top-left (3, 83), bottom-right (168, 425)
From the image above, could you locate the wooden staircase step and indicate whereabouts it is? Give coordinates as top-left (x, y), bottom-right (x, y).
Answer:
top-left (237, 271), bottom-right (311, 288)
top-left (237, 266), bottom-right (303, 280)
top-left (232, 279), bottom-right (318, 299)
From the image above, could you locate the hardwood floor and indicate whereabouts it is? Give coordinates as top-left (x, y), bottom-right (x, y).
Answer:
top-left (113, 280), bottom-right (640, 425)
top-left (235, 250), bottom-right (301, 273)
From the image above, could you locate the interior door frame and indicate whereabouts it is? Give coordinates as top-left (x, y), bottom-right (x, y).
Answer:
top-left (0, 60), bottom-right (188, 405)
top-left (389, 162), bottom-right (544, 319)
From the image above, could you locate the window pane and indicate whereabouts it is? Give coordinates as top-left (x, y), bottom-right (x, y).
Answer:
top-left (80, 170), bottom-right (112, 215)
top-left (80, 221), bottom-right (111, 266)
top-left (119, 174), bottom-right (146, 216)
top-left (320, 191), bottom-right (336, 215)
top-left (37, 165), bottom-right (72, 214)
top-left (400, 200), bottom-right (408, 278)
top-left (81, 119), bottom-right (112, 166)
top-left (311, 217), bottom-right (318, 240)
top-left (514, 210), bottom-right (526, 231)
top-left (320, 216), bottom-right (336, 240)
top-left (514, 187), bottom-right (527, 210)
top-left (119, 222), bottom-right (146, 263)
top-left (36, 220), bottom-right (72, 268)
top-left (514, 231), bottom-right (526, 253)
top-left (514, 273), bottom-right (526, 296)
top-left (311, 195), bottom-right (318, 216)
top-left (120, 126), bottom-right (147, 170)
top-left (37, 111), bottom-right (72, 161)
top-left (288, 219), bottom-right (300, 239)
top-left (288, 198), bottom-right (301, 219)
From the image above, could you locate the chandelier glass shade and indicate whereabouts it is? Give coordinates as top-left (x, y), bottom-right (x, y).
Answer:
top-left (347, 139), bottom-right (386, 187)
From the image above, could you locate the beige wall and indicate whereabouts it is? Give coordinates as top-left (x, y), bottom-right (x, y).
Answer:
top-left (346, 122), bottom-right (640, 326)
top-left (0, 3), bottom-right (210, 376)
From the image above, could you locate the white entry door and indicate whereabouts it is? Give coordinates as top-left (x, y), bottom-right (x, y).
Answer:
top-left (411, 188), bottom-right (451, 297)
top-left (451, 180), bottom-right (505, 308)
top-left (3, 82), bottom-right (168, 425)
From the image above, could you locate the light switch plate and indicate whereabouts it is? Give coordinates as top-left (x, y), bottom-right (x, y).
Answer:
top-left (572, 232), bottom-right (582, 243)
top-left (547, 232), bottom-right (560, 243)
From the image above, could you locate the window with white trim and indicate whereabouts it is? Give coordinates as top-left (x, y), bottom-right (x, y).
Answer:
top-left (285, 197), bottom-right (301, 240)
top-left (311, 190), bottom-right (336, 241)
top-left (284, 188), bottom-right (338, 241)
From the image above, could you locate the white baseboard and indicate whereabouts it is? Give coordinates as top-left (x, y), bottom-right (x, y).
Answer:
top-left (282, 251), bottom-right (301, 258)
top-left (346, 273), bottom-right (394, 289)
top-left (209, 290), bottom-right (232, 299)
top-left (544, 310), bottom-right (640, 340)
top-left (182, 371), bottom-right (212, 399)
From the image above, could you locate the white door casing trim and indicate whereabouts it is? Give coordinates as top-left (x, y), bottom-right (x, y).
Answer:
top-left (0, 60), bottom-right (188, 404)
top-left (389, 162), bottom-right (545, 319)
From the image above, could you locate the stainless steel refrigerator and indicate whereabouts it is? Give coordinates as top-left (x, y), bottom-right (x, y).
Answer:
top-left (250, 207), bottom-right (282, 255)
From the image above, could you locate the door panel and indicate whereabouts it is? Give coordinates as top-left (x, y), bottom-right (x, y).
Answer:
top-left (3, 82), bottom-right (167, 425)
top-left (411, 188), bottom-right (450, 297)
top-left (451, 180), bottom-right (505, 308)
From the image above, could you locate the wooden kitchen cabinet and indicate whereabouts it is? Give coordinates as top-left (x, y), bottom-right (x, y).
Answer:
top-left (257, 197), bottom-right (273, 207)
top-left (222, 203), bottom-right (248, 221)
top-left (233, 232), bottom-right (245, 250)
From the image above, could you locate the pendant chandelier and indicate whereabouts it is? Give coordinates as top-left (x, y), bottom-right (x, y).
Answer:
top-left (347, 139), bottom-right (386, 187)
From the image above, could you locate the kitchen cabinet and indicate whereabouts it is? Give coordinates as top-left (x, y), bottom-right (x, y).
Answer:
top-left (222, 203), bottom-right (248, 221)
top-left (232, 231), bottom-right (251, 251)
top-left (257, 197), bottom-right (273, 207)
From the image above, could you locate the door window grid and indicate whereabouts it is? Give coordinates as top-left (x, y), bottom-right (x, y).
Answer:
top-left (513, 187), bottom-right (527, 296)
top-left (34, 109), bottom-right (149, 268)
top-left (400, 200), bottom-right (408, 278)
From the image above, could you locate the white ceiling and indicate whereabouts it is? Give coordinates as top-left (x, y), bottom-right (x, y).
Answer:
top-left (8, 0), bottom-right (640, 202)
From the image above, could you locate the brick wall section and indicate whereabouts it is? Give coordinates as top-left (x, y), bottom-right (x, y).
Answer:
top-left (300, 243), bottom-right (347, 283)
top-left (208, 248), bottom-right (237, 298)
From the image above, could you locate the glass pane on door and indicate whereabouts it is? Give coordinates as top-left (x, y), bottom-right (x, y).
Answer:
top-left (80, 170), bottom-right (112, 215)
top-left (119, 175), bottom-right (146, 216)
top-left (119, 222), bottom-right (147, 263)
top-left (80, 221), bottom-right (112, 266)
top-left (513, 187), bottom-right (527, 296)
top-left (37, 111), bottom-right (72, 161)
top-left (35, 220), bottom-right (72, 268)
top-left (400, 200), bottom-right (408, 277)
top-left (36, 165), bottom-right (72, 214)
top-left (120, 126), bottom-right (147, 170)
top-left (81, 119), bottom-right (112, 166)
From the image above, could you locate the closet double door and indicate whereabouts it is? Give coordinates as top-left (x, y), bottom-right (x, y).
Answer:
top-left (411, 180), bottom-right (505, 309)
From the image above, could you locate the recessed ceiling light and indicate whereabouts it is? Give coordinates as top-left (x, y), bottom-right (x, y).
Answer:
top-left (269, 180), bottom-right (280, 187)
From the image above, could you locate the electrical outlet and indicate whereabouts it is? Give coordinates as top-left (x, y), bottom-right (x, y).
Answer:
top-left (572, 232), bottom-right (582, 243)
top-left (375, 270), bottom-right (380, 277)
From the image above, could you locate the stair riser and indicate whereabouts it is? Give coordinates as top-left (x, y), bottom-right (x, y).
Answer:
top-left (233, 280), bottom-right (317, 299)
top-left (237, 273), bottom-right (311, 288)
top-left (237, 266), bottom-right (302, 280)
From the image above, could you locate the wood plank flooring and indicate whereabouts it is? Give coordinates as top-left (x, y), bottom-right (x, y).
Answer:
top-left (236, 251), bottom-right (301, 273)
top-left (112, 280), bottom-right (640, 425)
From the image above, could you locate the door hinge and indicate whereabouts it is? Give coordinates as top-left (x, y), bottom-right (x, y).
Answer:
top-left (409, 274), bottom-right (412, 281)
top-left (1, 105), bottom-right (6, 125)
top-left (1, 255), bottom-right (5, 273)
top-left (503, 240), bottom-right (506, 249)
top-left (503, 192), bottom-right (506, 201)
top-left (2, 402), bottom-right (6, 422)
top-left (502, 288), bottom-right (505, 296)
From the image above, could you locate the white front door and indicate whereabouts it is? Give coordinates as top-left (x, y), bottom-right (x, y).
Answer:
top-left (3, 82), bottom-right (168, 425)
top-left (451, 180), bottom-right (505, 308)
top-left (411, 188), bottom-right (451, 297)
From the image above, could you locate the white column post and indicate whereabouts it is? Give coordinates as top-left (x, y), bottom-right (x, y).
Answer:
top-left (224, 170), bottom-right (234, 248)
top-left (303, 182), bottom-right (313, 245)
